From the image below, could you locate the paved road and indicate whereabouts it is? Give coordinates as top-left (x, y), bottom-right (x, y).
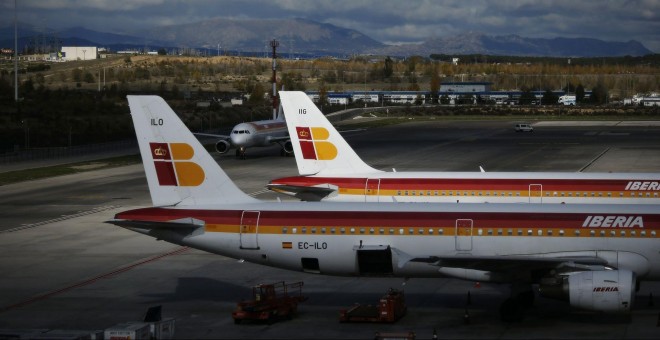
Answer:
top-left (1, 120), bottom-right (659, 339)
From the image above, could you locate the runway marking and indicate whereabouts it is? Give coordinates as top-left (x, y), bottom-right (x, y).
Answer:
top-left (1, 205), bottom-right (122, 234)
top-left (0, 246), bottom-right (190, 314)
top-left (579, 147), bottom-right (611, 172)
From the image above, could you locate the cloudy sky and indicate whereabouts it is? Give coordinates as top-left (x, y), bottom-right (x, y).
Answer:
top-left (2, 0), bottom-right (659, 52)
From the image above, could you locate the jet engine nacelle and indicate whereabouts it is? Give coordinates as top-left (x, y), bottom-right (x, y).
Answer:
top-left (215, 140), bottom-right (231, 154)
top-left (539, 270), bottom-right (635, 313)
top-left (282, 140), bottom-right (293, 154)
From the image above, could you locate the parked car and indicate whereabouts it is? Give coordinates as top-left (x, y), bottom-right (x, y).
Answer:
top-left (514, 123), bottom-right (534, 132)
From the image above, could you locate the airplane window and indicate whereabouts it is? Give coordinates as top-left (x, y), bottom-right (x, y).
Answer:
top-left (575, 230), bottom-right (580, 236)
top-left (397, 191), bottom-right (401, 195)
top-left (487, 229), bottom-right (493, 236)
top-left (389, 228), bottom-right (394, 234)
top-left (369, 228), bottom-right (375, 234)
top-left (591, 192), bottom-right (595, 197)
top-left (590, 230), bottom-right (595, 236)
top-left (292, 228), bottom-right (297, 234)
top-left (631, 231), bottom-right (636, 237)
top-left (517, 229), bottom-right (522, 236)
top-left (418, 229), bottom-right (424, 234)
top-left (331, 228), bottom-right (336, 234)
top-left (282, 227), bottom-right (288, 234)
top-left (311, 228), bottom-right (317, 234)
top-left (641, 231), bottom-right (646, 237)
top-left (607, 193), bottom-right (612, 197)
top-left (449, 191), bottom-right (453, 196)
top-left (619, 193), bottom-right (624, 197)
top-left (494, 192), bottom-right (498, 197)
top-left (527, 230), bottom-right (532, 236)
top-left (350, 228), bottom-right (355, 234)
top-left (610, 230), bottom-right (616, 237)
top-left (409, 228), bottom-right (414, 235)
top-left (537, 230), bottom-right (542, 236)
top-left (321, 228), bottom-right (326, 234)
top-left (568, 193), bottom-right (572, 197)
top-left (442, 191), bottom-right (446, 196)
top-left (405, 191), bottom-right (409, 196)
top-left (302, 227), bottom-right (307, 234)
top-left (600, 231), bottom-right (605, 237)
top-left (434, 191), bottom-right (438, 196)
top-left (478, 229), bottom-right (483, 236)
top-left (379, 228), bottom-right (384, 234)
top-left (360, 228), bottom-right (365, 234)
top-left (438, 229), bottom-right (444, 235)
top-left (655, 193), bottom-right (659, 197)
top-left (646, 193), bottom-right (651, 197)
top-left (559, 230), bottom-right (564, 236)
top-left (232, 130), bottom-right (238, 134)
top-left (497, 229), bottom-right (502, 236)
top-left (428, 191), bottom-right (431, 196)
top-left (420, 191), bottom-right (424, 196)
top-left (340, 228), bottom-right (345, 234)
top-left (631, 192), bottom-right (635, 197)
top-left (598, 193), bottom-right (603, 197)
top-left (547, 230), bottom-right (553, 236)
top-left (652, 231), bottom-right (656, 237)
top-left (621, 230), bottom-right (626, 237)
top-left (508, 229), bottom-right (513, 236)
top-left (429, 229), bottom-right (434, 234)
top-left (399, 228), bottom-right (404, 235)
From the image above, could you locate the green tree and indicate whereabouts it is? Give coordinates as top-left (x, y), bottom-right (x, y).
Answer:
top-left (542, 89), bottom-right (558, 105)
top-left (383, 56), bottom-right (394, 79)
top-left (590, 82), bottom-right (609, 104)
top-left (575, 84), bottom-right (586, 103)
top-left (429, 66), bottom-right (440, 104)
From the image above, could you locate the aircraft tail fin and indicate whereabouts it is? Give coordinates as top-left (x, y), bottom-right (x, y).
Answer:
top-left (127, 95), bottom-right (258, 207)
top-left (279, 91), bottom-right (381, 175)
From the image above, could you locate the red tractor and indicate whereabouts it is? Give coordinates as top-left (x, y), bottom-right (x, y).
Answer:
top-left (232, 281), bottom-right (307, 324)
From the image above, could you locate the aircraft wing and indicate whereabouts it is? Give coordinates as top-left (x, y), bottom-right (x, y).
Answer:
top-left (265, 135), bottom-right (292, 143)
top-left (267, 183), bottom-right (337, 201)
top-left (193, 132), bottom-right (229, 139)
top-left (106, 217), bottom-right (205, 237)
top-left (408, 254), bottom-right (611, 281)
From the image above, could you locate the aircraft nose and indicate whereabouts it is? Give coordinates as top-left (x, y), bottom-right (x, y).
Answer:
top-left (230, 133), bottom-right (246, 147)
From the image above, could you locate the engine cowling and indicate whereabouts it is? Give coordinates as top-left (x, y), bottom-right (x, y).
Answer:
top-left (215, 140), bottom-right (231, 154)
top-left (282, 140), bottom-right (293, 154)
top-left (539, 270), bottom-right (635, 313)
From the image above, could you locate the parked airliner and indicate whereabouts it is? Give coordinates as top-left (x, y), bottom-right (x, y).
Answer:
top-left (195, 116), bottom-right (291, 159)
top-left (268, 91), bottom-right (660, 204)
top-left (110, 95), bottom-right (660, 321)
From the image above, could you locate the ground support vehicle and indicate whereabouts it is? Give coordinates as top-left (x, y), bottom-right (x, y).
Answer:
top-left (339, 288), bottom-right (407, 323)
top-left (232, 281), bottom-right (307, 324)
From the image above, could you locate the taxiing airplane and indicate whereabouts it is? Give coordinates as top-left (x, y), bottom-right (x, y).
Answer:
top-left (269, 91), bottom-right (660, 204)
top-left (195, 116), bottom-right (291, 159)
top-left (110, 95), bottom-right (660, 320)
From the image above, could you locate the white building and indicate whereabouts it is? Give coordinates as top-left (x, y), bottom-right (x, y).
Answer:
top-left (61, 46), bottom-right (98, 61)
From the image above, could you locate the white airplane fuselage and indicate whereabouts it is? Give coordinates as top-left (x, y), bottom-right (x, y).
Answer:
top-left (116, 202), bottom-right (660, 283)
top-left (270, 171), bottom-right (660, 204)
top-left (229, 120), bottom-right (289, 149)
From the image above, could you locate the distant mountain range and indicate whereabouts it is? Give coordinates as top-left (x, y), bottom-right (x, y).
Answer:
top-left (0, 18), bottom-right (654, 57)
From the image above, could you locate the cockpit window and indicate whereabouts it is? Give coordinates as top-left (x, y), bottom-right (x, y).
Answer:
top-left (232, 130), bottom-right (251, 134)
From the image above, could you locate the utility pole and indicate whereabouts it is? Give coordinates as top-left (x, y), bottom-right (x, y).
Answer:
top-left (270, 39), bottom-right (279, 120)
top-left (14, 0), bottom-right (18, 102)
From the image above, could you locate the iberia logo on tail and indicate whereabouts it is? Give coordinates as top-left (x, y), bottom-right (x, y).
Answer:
top-left (150, 142), bottom-right (205, 186)
top-left (296, 127), bottom-right (337, 160)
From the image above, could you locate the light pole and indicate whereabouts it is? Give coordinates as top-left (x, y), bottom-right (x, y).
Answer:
top-left (14, 0), bottom-right (18, 102)
top-left (82, 49), bottom-right (86, 61)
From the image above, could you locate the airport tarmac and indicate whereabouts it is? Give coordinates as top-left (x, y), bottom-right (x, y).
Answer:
top-left (1, 120), bottom-right (660, 339)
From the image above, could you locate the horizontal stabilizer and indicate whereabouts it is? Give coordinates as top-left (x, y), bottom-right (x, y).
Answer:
top-left (267, 183), bottom-right (337, 201)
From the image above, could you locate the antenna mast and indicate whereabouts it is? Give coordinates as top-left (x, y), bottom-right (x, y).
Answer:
top-left (270, 39), bottom-right (279, 120)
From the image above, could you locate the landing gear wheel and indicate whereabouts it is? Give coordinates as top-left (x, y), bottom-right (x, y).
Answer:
top-left (235, 148), bottom-right (246, 160)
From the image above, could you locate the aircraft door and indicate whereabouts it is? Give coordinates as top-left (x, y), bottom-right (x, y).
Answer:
top-left (365, 178), bottom-right (381, 202)
top-left (455, 219), bottom-right (473, 251)
top-left (240, 211), bottom-right (260, 250)
top-left (529, 184), bottom-right (543, 203)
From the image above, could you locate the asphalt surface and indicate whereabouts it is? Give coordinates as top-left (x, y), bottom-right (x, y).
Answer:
top-left (1, 120), bottom-right (660, 339)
